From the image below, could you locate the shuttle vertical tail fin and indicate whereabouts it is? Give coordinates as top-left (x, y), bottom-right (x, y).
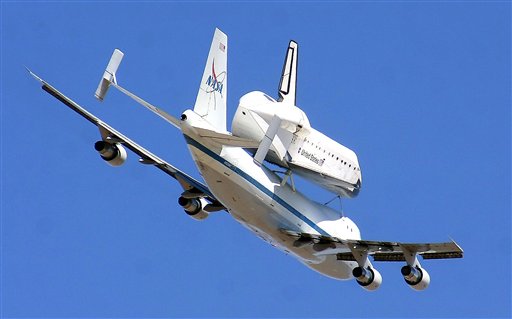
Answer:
top-left (193, 28), bottom-right (228, 132)
top-left (278, 40), bottom-right (298, 105)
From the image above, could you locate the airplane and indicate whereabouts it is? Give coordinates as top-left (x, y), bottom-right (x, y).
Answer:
top-left (29, 28), bottom-right (463, 291)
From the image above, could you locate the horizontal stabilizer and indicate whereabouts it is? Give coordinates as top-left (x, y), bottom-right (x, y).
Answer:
top-left (93, 50), bottom-right (181, 128)
top-left (194, 127), bottom-right (260, 148)
top-left (111, 82), bottom-right (181, 128)
top-left (95, 49), bottom-right (124, 101)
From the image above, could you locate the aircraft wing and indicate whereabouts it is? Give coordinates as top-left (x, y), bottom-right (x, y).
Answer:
top-left (280, 229), bottom-right (463, 261)
top-left (29, 70), bottom-right (225, 211)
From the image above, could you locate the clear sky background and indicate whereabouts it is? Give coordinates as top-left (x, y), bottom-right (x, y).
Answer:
top-left (1, 1), bottom-right (510, 318)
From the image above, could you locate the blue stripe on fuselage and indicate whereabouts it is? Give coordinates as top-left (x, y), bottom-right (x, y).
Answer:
top-left (184, 135), bottom-right (331, 236)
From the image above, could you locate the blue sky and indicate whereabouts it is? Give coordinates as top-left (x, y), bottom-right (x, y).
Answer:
top-left (1, 1), bottom-right (510, 318)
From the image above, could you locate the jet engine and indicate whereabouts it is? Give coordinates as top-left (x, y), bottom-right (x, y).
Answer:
top-left (401, 265), bottom-right (430, 291)
top-left (94, 141), bottom-right (127, 166)
top-left (352, 266), bottom-right (382, 291)
top-left (178, 196), bottom-right (209, 221)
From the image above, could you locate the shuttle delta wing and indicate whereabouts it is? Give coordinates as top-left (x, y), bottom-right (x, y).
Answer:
top-left (28, 70), bottom-right (224, 210)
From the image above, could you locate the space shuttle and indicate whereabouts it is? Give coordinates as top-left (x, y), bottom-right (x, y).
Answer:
top-left (231, 41), bottom-right (362, 198)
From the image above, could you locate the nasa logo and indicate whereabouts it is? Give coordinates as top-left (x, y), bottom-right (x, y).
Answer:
top-left (205, 60), bottom-right (225, 95)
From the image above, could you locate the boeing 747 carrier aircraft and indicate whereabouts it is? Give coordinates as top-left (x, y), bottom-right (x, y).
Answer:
top-left (29, 28), bottom-right (462, 291)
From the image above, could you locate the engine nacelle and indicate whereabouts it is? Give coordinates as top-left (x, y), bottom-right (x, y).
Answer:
top-left (94, 141), bottom-right (127, 167)
top-left (352, 266), bottom-right (382, 291)
top-left (178, 196), bottom-right (209, 221)
top-left (401, 265), bottom-right (431, 291)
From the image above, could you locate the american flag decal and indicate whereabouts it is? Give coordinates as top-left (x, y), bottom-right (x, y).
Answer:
top-left (219, 42), bottom-right (226, 52)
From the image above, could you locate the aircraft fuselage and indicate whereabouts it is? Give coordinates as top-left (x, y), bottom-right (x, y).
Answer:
top-left (182, 110), bottom-right (360, 279)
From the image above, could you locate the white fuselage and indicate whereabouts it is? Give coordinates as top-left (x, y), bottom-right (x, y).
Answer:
top-left (232, 91), bottom-right (362, 198)
top-left (181, 110), bottom-right (360, 280)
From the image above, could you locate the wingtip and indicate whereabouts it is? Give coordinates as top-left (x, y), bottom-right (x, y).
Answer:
top-left (25, 66), bottom-right (44, 83)
top-left (448, 236), bottom-right (464, 253)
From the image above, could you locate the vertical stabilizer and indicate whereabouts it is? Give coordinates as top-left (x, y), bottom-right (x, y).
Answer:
top-left (95, 49), bottom-right (124, 101)
top-left (278, 40), bottom-right (298, 105)
top-left (194, 28), bottom-right (228, 132)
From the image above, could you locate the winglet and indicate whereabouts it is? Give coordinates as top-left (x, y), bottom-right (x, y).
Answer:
top-left (95, 49), bottom-right (124, 101)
